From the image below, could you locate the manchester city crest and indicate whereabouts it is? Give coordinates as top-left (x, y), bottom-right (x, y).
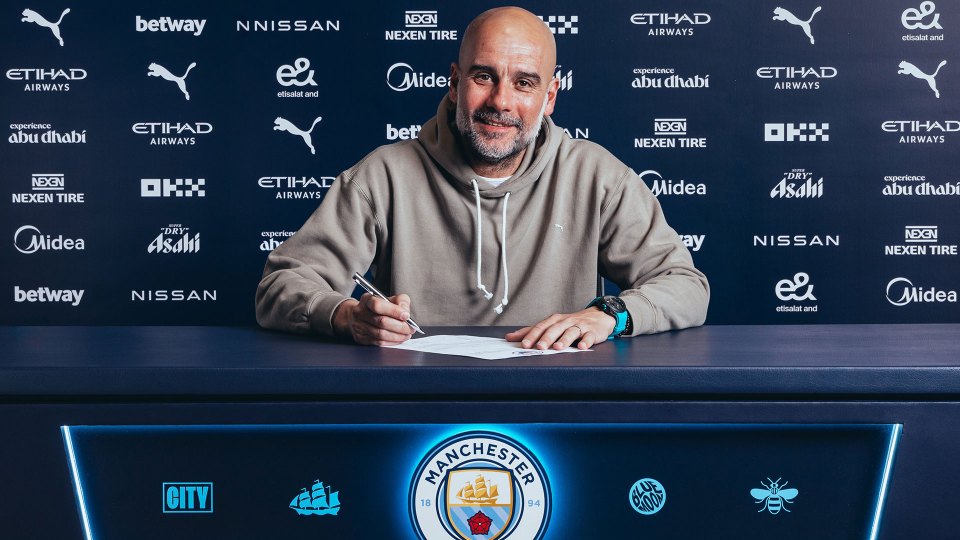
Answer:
top-left (409, 431), bottom-right (551, 540)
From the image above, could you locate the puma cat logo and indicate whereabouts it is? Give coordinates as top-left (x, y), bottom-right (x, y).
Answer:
top-left (274, 116), bottom-right (323, 154)
top-left (22, 8), bottom-right (70, 46)
top-left (148, 62), bottom-right (197, 101)
top-left (899, 60), bottom-right (947, 98)
top-left (773, 6), bottom-right (821, 45)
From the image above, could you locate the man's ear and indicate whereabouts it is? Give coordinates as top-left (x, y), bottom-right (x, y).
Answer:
top-left (543, 76), bottom-right (559, 117)
top-left (448, 62), bottom-right (460, 103)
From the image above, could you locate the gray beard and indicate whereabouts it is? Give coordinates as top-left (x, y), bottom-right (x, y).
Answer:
top-left (456, 100), bottom-right (546, 164)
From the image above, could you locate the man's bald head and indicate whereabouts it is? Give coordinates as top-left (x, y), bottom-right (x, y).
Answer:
top-left (459, 7), bottom-right (556, 78)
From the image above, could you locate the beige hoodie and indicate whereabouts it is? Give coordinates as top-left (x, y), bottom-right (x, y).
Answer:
top-left (256, 97), bottom-right (709, 336)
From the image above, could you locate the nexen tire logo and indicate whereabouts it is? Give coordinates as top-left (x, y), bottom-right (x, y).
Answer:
top-left (387, 63), bottom-right (449, 91)
top-left (886, 277), bottom-right (957, 306)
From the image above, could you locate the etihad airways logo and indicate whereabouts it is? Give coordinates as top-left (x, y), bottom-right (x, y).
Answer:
top-left (630, 13), bottom-right (710, 36)
top-left (639, 170), bottom-right (706, 196)
top-left (135, 16), bottom-right (206, 35)
top-left (6, 68), bottom-right (86, 92)
top-left (882, 120), bottom-right (958, 144)
top-left (386, 63), bottom-right (449, 91)
top-left (132, 122), bottom-right (212, 146)
top-left (756, 66), bottom-right (836, 90)
top-left (887, 277), bottom-right (956, 306)
top-left (258, 175), bottom-right (334, 200)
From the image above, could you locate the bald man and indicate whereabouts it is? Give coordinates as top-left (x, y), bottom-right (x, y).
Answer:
top-left (256, 7), bottom-right (709, 348)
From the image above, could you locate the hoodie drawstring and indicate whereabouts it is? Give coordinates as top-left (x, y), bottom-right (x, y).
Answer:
top-left (471, 179), bottom-right (510, 314)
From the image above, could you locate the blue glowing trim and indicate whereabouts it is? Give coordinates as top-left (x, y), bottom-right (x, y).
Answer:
top-left (868, 424), bottom-right (901, 540)
top-left (62, 426), bottom-right (94, 540)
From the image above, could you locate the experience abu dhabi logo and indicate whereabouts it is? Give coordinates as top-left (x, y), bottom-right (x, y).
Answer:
top-left (410, 431), bottom-right (550, 540)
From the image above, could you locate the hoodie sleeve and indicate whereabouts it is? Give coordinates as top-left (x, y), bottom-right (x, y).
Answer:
top-left (598, 169), bottom-right (710, 335)
top-left (255, 169), bottom-right (379, 336)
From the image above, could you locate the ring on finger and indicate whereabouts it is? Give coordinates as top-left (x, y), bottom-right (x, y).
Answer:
top-left (571, 325), bottom-right (583, 335)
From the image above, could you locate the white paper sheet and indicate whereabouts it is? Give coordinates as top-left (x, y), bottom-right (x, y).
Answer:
top-left (390, 335), bottom-right (590, 360)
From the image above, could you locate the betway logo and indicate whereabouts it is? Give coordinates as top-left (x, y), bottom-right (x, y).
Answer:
top-left (135, 16), bottom-right (206, 36)
top-left (14, 286), bottom-right (84, 306)
top-left (387, 123), bottom-right (421, 140)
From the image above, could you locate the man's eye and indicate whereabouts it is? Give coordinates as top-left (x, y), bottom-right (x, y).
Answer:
top-left (517, 79), bottom-right (532, 88)
top-left (475, 73), bottom-right (492, 82)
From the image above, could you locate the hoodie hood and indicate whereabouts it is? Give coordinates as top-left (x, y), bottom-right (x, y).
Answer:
top-left (417, 95), bottom-right (564, 197)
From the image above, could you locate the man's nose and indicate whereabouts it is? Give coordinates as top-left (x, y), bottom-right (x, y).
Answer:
top-left (486, 81), bottom-right (514, 111)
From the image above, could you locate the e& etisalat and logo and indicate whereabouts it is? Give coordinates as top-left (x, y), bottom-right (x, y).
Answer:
top-left (629, 12), bottom-right (710, 37)
top-left (771, 6), bottom-right (823, 45)
top-left (6, 67), bottom-right (86, 92)
top-left (21, 7), bottom-right (70, 46)
top-left (639, 170), bottom-right (706, 197)
top-left (12, 174), bottom-right (85, 204)
top-left (148, 224), bottom-right (199, 254)
top-left (386, 10), bottom-right (458, 41)
top-left (885, 225), bottom-right (957, 256)
top-left (274, 116), bottom-right (323, 154)
top-left (632, 67), bottom-right (709, 90)
top-left (881, 120), bottom-right (957, 144)
top-left (387, 63), bottom-right (449, 92)
top-left (902, 1), bottom-right (944, 42)
top-left (14, 285), bottom-right (84, 306)
top-left (886, 277), bottom-right (956, 306)
top-left (276, 58), bottom-right (319, 98)
top-left (141, 178), bottom-right (205, 198)
top-left (147, 61), bottom-right (196, 101)
top-left (8, 123), bottom-right (86, 144)
top-left (753, 234), bottom-right (840, 247)
top-left (771, 169), bottom-right (823, 199)
top-left (258, 176), bottom-right (334, 200)
top-left (764, 123), bottom-right (829, 142)
top-left (409, 431), bottom-right (550, 540)
top-left (260, 231), bottom-right (295, 251)
top-left (131, 122), bottom-right (212, 146)
top-left (14, 225), bottom-right (84, 254)
top-left (755, 66), bottom-right (836, 91)
top-left (634, 118), bottom-right (707, 149)
top-left (135, 15), bottom-right (206, 36)
top-left (235, 19), bottom-right (340, 33)
top-left (882, 175), bottom-right (960, 196)
top-left (775, 272), bottom-right (818, 313)
top-left (537, 15), bottom-right (578, 36)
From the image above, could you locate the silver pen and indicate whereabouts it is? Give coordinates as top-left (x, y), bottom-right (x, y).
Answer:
top-left (352, 272), bottom-right (425, 335)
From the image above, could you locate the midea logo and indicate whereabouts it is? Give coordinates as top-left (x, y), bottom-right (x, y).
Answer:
top-left (386, 63), bottom-right (448, 91)
top-left (886, 277), bottom-right (957, 306)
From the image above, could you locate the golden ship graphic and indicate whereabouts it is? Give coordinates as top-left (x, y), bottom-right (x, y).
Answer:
top-left (456, 474), bottom-right (500, 505)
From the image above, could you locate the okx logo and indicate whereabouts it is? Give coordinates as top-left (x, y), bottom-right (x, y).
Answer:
top-left (163, 482), bottom-right (213, 513)
top-left (410, 431), bottom-right (551, 540)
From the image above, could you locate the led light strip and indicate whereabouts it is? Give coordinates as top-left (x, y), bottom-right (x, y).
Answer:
top-left (869, 424), bottom-right (902, 540)
top-left (62, 426), bottom-right (94, 540)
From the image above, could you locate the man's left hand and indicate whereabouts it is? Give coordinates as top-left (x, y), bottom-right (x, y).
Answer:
top-left (505, 308), bottom-right (617, 350)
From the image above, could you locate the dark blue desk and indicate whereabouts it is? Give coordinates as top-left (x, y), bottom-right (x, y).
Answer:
top-left (1, 324), bottom-right (958, 539)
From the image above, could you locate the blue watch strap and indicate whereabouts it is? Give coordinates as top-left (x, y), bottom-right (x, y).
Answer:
top-left (587, 297), bottom-right (628, 339)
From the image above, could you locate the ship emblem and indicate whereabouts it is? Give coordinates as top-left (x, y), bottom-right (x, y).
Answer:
top-left (289, 479), bottom-right (340, 516)
top-left (410, 430), bottom-right (551, 540)
top-left (447, 470), bottom-right (513, 539)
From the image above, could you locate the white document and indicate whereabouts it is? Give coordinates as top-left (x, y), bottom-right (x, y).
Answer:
top-left (390, 335), bottom-right (590, 360)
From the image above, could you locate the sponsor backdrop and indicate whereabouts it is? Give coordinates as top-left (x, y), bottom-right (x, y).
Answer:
top-left (3, 1), bottom-right (959, 325)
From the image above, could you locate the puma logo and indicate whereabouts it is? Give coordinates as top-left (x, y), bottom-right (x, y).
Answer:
top-left (148, 62), bottom-right (197, 101)
top-left (899, 60), bottom-right (947, 98)
top-left (22, 8), bottom-right (70, 46)
top-left (773, 6), bottom-right (821, 45)
top-left (274, 116), bottom-right (323, 154)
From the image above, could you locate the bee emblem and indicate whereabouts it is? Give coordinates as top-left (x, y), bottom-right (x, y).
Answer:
top-left (751, 477), bottom-right (798, 515)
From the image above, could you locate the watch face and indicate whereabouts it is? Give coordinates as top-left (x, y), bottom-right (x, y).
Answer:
top-left (603, 295), bottom-right (626, 313)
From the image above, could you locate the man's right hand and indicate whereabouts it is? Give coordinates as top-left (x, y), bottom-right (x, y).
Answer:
top-left (332, 293), bottom-right (414, 346)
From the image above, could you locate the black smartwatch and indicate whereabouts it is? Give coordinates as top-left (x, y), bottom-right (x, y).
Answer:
top-left (587, 295), bottom-right (629, 338)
